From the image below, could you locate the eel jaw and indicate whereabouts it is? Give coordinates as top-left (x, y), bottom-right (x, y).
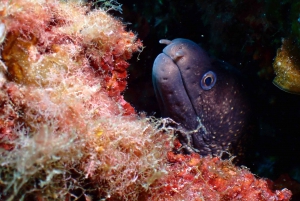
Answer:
top-left (152, 52), bottom-right (211, 154)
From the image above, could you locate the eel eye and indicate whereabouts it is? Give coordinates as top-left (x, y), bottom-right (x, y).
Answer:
top-left (200, 71), bottom-right (217, 90)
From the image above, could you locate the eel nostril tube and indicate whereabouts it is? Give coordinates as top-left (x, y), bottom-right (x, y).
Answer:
top-left (159, 39), bottom-right (172, 45)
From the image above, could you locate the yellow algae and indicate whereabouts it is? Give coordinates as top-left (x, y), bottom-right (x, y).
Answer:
top-left (273, 38), bottom-right (300, 94)
top-left (96, 129), bottom-right (104, 137)
top-left (2, 32), bottom-right (70, 86)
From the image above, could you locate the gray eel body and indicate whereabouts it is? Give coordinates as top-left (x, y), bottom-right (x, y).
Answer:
top-left (152, 38), bottom-right (253, 158)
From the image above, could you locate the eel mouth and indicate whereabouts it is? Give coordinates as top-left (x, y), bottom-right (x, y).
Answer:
top-left (152, 52), bottom-right (197, 125)
top-left (152, 51), bottom-right (201, 151)
top-left (152, 39), bottom-right (212, 154)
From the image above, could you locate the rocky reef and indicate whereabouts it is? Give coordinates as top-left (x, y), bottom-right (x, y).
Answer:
top-left (0, 0), bottom-right (292, 200)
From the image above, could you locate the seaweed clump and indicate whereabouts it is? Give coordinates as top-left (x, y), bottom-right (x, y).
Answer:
top-left (0, 0), bottom-right (172, 200)
top-left (148, 140), bottom-right (292, 201)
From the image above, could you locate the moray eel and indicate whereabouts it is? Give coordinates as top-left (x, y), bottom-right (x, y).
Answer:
top-left (152, 38), bottom-right (253, 158)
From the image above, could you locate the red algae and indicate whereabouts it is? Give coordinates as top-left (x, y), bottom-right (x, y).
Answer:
top-left (0, 0), bottom-right (142, 115)
top-left (148, 140), bottom-right (292, 201)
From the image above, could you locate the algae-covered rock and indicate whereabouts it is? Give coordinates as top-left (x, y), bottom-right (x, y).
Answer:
top-left (0, 0), bottom-right (173, 200)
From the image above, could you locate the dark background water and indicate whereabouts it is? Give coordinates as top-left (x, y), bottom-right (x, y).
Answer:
top-left (95, 0), bottom-right (300, 196)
